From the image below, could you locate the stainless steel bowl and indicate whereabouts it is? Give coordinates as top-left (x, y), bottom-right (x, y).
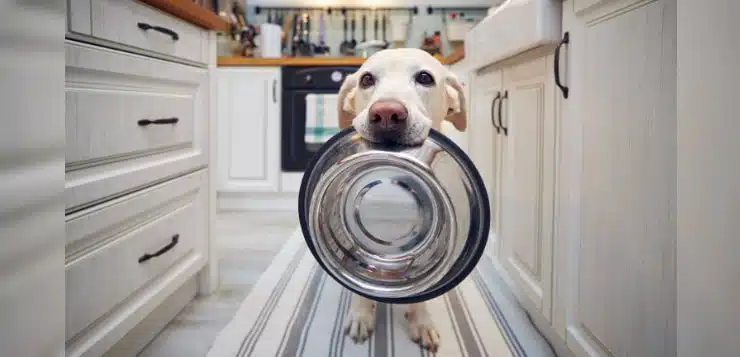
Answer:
top-left (298, 128), bottom-right (490, 304)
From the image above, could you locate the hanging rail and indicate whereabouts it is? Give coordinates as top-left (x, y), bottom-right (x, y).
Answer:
top-left (254, 6), bottom-right (420, 15)
top-left (425, 6), bottom-right (489, 15)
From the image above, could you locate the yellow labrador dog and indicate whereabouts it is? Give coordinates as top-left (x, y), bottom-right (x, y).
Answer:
top-left (336, 48), bottom-right (467, 352)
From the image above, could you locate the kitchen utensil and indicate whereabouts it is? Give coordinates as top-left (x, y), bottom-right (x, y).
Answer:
top-left (231, 2), bottom-right (246, 29)
top-left (291, 13), bottom-right (300, 56)
top-left (381, 11), bottom-right (390, 48)
top-left (373, 11), bottom-right (379, 41)
top-left (361, 12), bottom-right (367, 43)
top-left (299, 128), bottom-right (490, 304)
top-left (349, 12), bottom-right (357, 51)
top-left (355, 10), bottom-right (388, 57)
top-left (296, 13), bottom-right (312, 56)
top-left (354, 39), bottom-right (388, 58)
top-left (314, 12), bottom-right (330, 55)
top-left (339, 12), bottom-right (352, 55)
top-left (277, 10), bottom-right (286, 52)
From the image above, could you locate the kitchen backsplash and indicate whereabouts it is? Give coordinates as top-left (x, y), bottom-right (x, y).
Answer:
top-left (245, 7), bottom-right (486, 57)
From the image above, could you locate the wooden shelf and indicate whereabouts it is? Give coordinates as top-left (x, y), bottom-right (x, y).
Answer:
top-left (139, 0), bottom-right (229, 32)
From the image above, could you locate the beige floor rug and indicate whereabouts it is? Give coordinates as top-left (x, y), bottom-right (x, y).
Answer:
top-left (207, 229), bottom-right (528, 357)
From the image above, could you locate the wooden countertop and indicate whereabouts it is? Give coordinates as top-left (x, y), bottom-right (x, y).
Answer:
top-left (217, 56), bottom-right (367, 67)
top-left (139, 0), bottom-right (229, 32)
top-left (217, 46), bottom-right (466, 67)
top-left (443, 46), bottom-right (465, 66)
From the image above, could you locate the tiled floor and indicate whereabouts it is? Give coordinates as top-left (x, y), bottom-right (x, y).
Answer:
top-left (137, 211), bottom-right (299, 357)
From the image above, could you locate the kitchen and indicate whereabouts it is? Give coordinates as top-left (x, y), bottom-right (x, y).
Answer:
top-left (216, 1), bottom-right (481, 211)
top-left (7, 1), bottom-right (735, 357)
top-left (215, 0), bottom-right (676, 356)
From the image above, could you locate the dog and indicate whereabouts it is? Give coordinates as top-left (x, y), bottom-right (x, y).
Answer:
top-left (335, 48), bottom-right (468, 353)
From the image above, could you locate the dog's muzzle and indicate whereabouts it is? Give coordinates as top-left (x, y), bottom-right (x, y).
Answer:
top-left (365, 99), bottom-right (409, 142)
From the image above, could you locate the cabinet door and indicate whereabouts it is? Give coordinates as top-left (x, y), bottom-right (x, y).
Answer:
top-left (558, 1), bottom-right (676, 357)
top-left (216, 67), bottom-right (281, 193)
top-left (468, 67), bottom-right (503, 259)
top-left (499, 55), bottom-right (557, 322)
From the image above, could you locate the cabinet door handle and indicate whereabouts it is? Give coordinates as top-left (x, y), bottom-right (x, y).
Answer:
top-left (272, 79), bottom-right (277, 103)
top-left (498, 90), bottom-right (508, 136)
top-left (137, 22), bottom-right (180, 41)
top-left (138, 117), bottom-right (179, 126)
top-left (554, 31), bottom-right (569, 99)
top-left (138, 234), bottom-right (180, 263)
top-left (490, 92), bottom-right (501, 134)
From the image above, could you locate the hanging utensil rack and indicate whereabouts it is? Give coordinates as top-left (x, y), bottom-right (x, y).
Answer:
top-left (255, 6), bottom-right (419, 15)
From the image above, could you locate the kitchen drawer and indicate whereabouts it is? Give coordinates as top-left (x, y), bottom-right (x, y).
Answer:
top-left (66, 84), bottom-right (195, 166)
top-left (65, 40), bottom-right (208, 212)
top-left (65, 169), bottom-right (205, 258)
top-left (65, 170), bottom-right (207, 342)
top-left (89, 0), bottom-right (208, 63)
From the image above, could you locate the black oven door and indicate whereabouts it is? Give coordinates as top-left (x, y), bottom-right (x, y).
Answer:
top-left (281, 88), bottom-right (341, 172)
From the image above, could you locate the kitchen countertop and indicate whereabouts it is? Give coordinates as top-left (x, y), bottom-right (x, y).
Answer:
top-left (217, 46), bottom-right (466, 67)
top-left (139, 0), bottom-right (229, 31)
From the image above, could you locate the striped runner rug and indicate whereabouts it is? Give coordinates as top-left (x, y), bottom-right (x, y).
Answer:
top-left (208, 230), bottom-right (540, 357)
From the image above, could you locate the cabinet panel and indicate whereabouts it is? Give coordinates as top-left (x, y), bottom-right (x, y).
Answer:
top-left (468, 67), bottom-right (503, 259)
top-left (559, 0), bottom-right (676, 356)
top-left (90, 0), bottom-right (207, 64)
top-left (499, 55), bottom-right (556, 321)
top-left (64, 41), bottom-right (209, 212)
top-left (217, 67), bottom-right (281, 193)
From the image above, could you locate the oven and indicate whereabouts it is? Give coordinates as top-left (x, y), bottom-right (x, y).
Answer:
top-left (281, 65), bottom-right (360, 172)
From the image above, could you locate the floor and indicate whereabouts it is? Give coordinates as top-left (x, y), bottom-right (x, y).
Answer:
top-left (138, 211), bottom-right (299, 357)
top-left (137, 210), bottom-right (556, 357)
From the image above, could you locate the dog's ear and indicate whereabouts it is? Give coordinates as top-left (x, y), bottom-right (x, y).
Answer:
top-left (337, 72), bottom-right (359, 129)
top-left (443, 72), bottom-right (467, 132)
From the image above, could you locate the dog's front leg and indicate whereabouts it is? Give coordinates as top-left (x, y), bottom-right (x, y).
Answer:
top-left (405, 302), bottom-right (440, 352)
top-left (344, 294), bottom-right (377, 343)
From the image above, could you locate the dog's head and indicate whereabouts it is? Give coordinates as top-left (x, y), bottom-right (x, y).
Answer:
top-left (337, 48), bottom-right (467, 145)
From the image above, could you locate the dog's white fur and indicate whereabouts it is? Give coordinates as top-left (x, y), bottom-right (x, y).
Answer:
top-left (336, 48), bottom-right (468, 352)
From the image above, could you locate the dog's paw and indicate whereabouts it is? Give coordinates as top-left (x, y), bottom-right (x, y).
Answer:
top-left (405, 309), bottom-right (440, 352)
top-left (344, 303), bottom-right (377, 343)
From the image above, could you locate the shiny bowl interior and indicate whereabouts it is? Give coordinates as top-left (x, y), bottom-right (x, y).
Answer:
top-left (298, 128), bottom-right (490, 304)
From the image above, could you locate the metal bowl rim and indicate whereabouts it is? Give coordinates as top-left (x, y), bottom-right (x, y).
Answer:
top-left (298, 127), bottom-right (491, 304)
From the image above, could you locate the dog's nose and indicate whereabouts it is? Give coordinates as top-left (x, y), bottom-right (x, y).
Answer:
top-left (367, 99), bottom-right (408, 131)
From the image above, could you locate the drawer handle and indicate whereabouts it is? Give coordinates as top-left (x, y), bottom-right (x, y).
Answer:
top-left (491, 92), bottom-right (501, 134)
top-left (498, 90), bottom-right (508, 136)
top-left (554, 31), bottom-right (569, 99)
top-left (272, 79), bottom-right (277, 103)
top-left (138, 117), bottom-right (179, 126)
top-left (138, 234), bottom-right (180, 263)
top-left (137, 22), bottom-right (180, 41)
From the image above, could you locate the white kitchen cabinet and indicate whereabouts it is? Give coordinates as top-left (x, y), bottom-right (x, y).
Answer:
top-left (62, 2), bottom-right (219, 356)
top-left (499, 54), bottom-right (557, 323)
top-left (216, 67), bottom-right (281, 193)
top-left (466, 0), bottom-right (676, 356)
top-left (556, 1), bottom-right (677, 357)
top-left (468, 67), bottom-right (503, 259)
top-left (469, 53), bottom-right (558, 322)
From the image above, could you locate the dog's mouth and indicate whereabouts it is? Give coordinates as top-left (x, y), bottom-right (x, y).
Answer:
top-left (354, 115), bottom-right (430, 147)
top-left (359, 129), bottom-right (427, 146)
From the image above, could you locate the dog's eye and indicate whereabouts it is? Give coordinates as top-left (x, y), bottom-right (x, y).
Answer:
top-left (359, 73), bottom-right (375, 89)
top-left (414, 71), bottom-right (436, 86)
